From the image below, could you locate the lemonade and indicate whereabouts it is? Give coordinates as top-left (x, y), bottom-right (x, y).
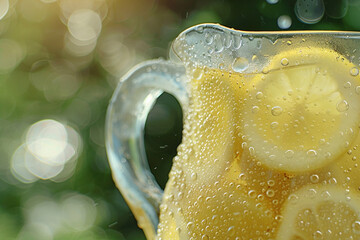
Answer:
top-left (156, 47), bottom-right (360, 239)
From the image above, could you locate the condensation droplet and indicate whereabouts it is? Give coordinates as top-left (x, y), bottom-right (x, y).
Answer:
top-left (281, 58), bottom-right (289, 66)
top-left (266, 189), bottom-right (275, 197)
top-left (271, 106), bottom-right (283, 116)
top-left (214, 34), bottom-right (224, 53)
top-left (232, 33), bottom-right (242, 49)
top-left (355, 86), bottom-right (360, 95)
top-left (249, 147), bottom-right (255, 156)
top-left (267, 180), bottom-right (275, 187)
top-left (352, 220), bottom-right (360, 234)
top-left (288, 193), bottom-right (299, 203)
top-left (252, 106), bottom-right (260, 113)
top-left (201, 234), bottom-right (209, 240)
top-left (313, 230), bottom-right (323, 239)
top-left (191, 172), bottom-right (197, 181)
top-left (344, 81), bottom-right (352, 88)
top-left (307, 149), bottom-right (318, 158)
top-left (310, 174), bottom-right (320, 183)
top-left (187, 221), bottom-right (194, 229)
top-left (227, 226), bottom-right (235, 236)
top-left (232, 57), bottom-right (249, 73)
top-left (205, 33), bottom-right (213, 45)
top-left (277, 15), bottom-right (292, 29)
top-left (248, 190), bottom-right (256, 198)
top-left (256, 91), bottom-right (264, 99)
top-left (350, 67), bottom-right (359, 76)
top-left (336, 100), bottom-right (349, 112)
top-left (285, 150), bottom-right (294, 158)
top-left (295, 0), bottom-right (325, 24)
top-left (271, 122), bottom-right (279, 129)
top-left (212, 215), bottom-right (219, 224)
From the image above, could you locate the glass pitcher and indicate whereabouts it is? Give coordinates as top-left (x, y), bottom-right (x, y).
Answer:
top-left (105, 24), bottom-right (360, 239)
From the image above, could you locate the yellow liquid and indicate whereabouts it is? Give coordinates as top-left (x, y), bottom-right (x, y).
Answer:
top-left (156, 48), bottom-right (360, 239)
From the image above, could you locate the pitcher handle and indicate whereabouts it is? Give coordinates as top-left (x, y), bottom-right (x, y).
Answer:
top-left (105, 59), bottom-right (189, 239)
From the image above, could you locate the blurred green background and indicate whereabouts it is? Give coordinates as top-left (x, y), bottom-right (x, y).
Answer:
top-left (1, 0), bottom-right (360, 239)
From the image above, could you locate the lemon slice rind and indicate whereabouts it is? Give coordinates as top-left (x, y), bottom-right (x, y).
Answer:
top-left (276, 184), bottom-right (360, 239)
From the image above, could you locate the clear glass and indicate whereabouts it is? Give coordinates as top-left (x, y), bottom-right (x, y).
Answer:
top-left (106, 24), bottom-right (360, 239)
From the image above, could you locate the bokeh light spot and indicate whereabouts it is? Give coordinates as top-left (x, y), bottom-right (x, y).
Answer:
top-left (295, 0), bottom-right (325, 24)
top-left (11, 145), bottom-right (38, 184)
top-left (67, 9), bottom-right (102, 42)
top-left (11, 119), bottom-right (82, 182)
top-left (277, 15), bottom-right (292, 29)
top-left (0, 39), bottom-right (25, 74)
top-left (61, 193), bottom-right (97, 231)
top-left (19, 0), bottom-right (47, 22)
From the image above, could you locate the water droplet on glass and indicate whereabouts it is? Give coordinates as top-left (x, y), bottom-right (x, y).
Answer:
top-left (195, 26), bottom-right (204, 33)
top-left (227, 226), bottom-right (235, 236)
top-left (201, 234), bottom-right (209, 240)
top-left (281, 58), bottom-right (289, 66)
top-left (232, 33), bottom-right (242, 49)
top-left (288, 193), bottom-right (299, 203)
top-left (355, 86), bottom-right (360, 94)
top-left (232, 57), bottom-right (249, 73)
top-left (295, 0), bottom-right (325, 24)
top-left (190, 172), bottom-right (197, 181)
top-left (271, 121), bottom-right (279, 129)
top-left (249, 146), bottom-right (255, 156)
top-left (310, 174), bottom-right (320, 183)
top-left (266, 189), bottom-right (275, 197)
top-left (266, 0), bottom-right (279, 4)
top-left (307, 149), bottom-right (318, 158)
top-left (352, 220), bottom-right (360, 234)
top-left (267, 180), bottom-right (275, 187)
top-left (248, 190), bottom-right (256, 198)
top-left (336, 100), bottom-right (349, 112)
top-left (214, 34), bottom-right (224, 53)
top-left (256, 91), bottom-right (264, 99)
top-left (350, 67), bottom-right (359, 76)
top-left (252, 106), bottom-right (260, 113)
top-left (313, 230), bottom-right (323, 239)
top-left (277, 15), bottom-right (292, 29)
top-left (344, 81), bottom-right (352, 88)
top-left (187, 221), bottom-right (194, 229)
top-left (205, 33), bottom-right (213, 45)
top-left (285, 150), bottom-right (294, 158)
top-left (271, 106), bottom-right (283, 116)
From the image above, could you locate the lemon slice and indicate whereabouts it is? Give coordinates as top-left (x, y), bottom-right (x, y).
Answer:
top-left (276, 184), bottom-right (360, 239)
top-left (242, 47), bottom-right (360, 173)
